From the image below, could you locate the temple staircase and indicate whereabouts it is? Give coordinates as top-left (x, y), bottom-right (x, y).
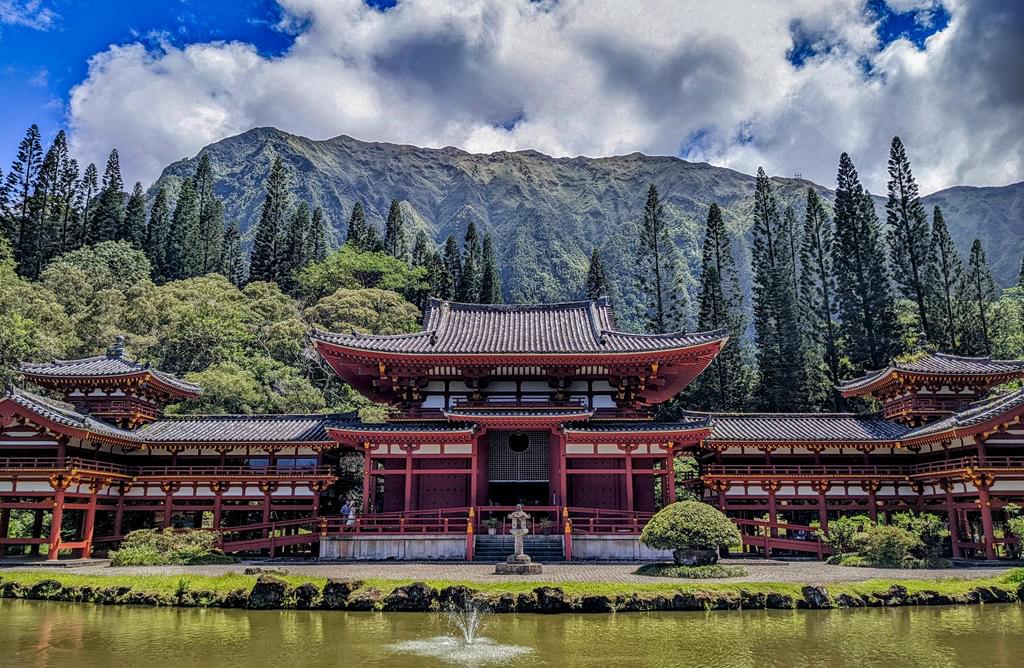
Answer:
top-left (474, 534), bottom-right (564, 562)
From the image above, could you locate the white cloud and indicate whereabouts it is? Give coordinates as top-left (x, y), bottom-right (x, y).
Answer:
top-left (0, 0), bottom-right (56, 30)
top-left (66, 0), bottom-right (1023, 193)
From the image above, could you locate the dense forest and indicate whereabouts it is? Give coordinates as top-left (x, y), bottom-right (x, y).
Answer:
top-left (2, 124), bottom-right (1022, 416)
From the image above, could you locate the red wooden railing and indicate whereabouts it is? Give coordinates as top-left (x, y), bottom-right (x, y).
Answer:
top-left (0, 457), bottom-right (333, 480)
top-left (732, 518), bottom-right (828, 558)
top-left (703, 456), bottom-right (1024, 480)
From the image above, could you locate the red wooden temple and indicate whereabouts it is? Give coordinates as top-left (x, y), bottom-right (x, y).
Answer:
top-left (3, 299), bottom-right (1024, 561)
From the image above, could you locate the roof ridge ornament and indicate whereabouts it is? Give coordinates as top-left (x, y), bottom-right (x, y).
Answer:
top-left (108, 335), bottom-right (127, 358)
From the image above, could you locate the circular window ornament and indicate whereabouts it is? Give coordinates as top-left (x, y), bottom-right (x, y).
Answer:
top-left (508, 432), bottom-right (530, 453)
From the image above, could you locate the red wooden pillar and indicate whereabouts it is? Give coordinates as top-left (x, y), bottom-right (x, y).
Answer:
top-left (865, 482), bottom-right (879, 523)
top-left (82, 486), bottom-right (99, 557)
top-left (212, 492), bottom-right (224, 529)
top-left (941, 482), bottom-right (961, 558)
top-left (403, 447), bottom-right (414, 512)
top-left (113, 490), bottom-right (125, 537)
top-left (814, 481), bottom-right (830, 533)
top-left (362, 443), bottom-right (373, 514)
top-left (665, 443), bottom-right (676, 506)
top-left (47, 488), bottom-right (66, 561)
top-left (623, 446), bottom-right (634, 512)
top-left (764, 482), bottom-right (780, 538)
top-left (559, 433), bottom-right (569, 508)
top-left (470, 431), bottom-right (480, 509)
top-left (977, 482), bottom-right (997, 560)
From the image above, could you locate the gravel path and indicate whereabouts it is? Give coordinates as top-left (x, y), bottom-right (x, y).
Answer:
top-left (20, 560), bottom-right (1014, 585)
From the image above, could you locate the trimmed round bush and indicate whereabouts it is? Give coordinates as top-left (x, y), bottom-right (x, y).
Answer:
top-left (640, 501), bottom-right (741, 565)
top-left (853, 525), bottom-right (922, 568)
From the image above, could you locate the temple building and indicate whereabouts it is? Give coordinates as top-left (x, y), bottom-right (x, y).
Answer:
top-left (2, 298), bottom-right (1024, 561)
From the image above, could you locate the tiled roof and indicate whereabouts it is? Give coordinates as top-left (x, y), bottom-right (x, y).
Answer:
top-left (21, 352), bottom-right (201, 396)
top-left (838, 352), bottom-right (1024, 394)
top-left (3, 387), bottom-right (139, 443)
top-left (135, 414), bottom-right (351, 443)
top-left (327, 422), bottom-right (475, 433)
top-left (444, 406), bottom-right (595, 420)
top-left (564, 418), bottom-right (710, 433)
top-left (700, 412), bottom-right (910, 443)
top-left (906, 386), bottom-right (1024, 441)
top-left (312, 297), bottom-right (727, 355)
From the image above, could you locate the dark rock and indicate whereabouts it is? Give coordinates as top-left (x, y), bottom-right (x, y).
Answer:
top-left (1, 581), bottom-right (27, 598)
top-left (672, 593), bottom-right (707, 611)
top-left (972, 586), bottom-right (1012, 604)
top-left (913, 590), bottom-right (953, 606)
top-left (578, 594), bottom-right (615, 613)
top-left (765, 592), bottom-right (795, 609)
top-left (672, 548), bottom-right (718, 566)
top-left (485, 593), bottom-right (518, 613)
top-left (533, 587), bottom-right (571, 613)
top-left (248, 575), bottom-right (288, 609)
top-left (244, 567), bottom-right (289, 576)
top-left (740, 589), bottom-right (767, 609)
top-left (801, 585), bottom-right (832, 609)
top-left (222, 588), bottom-right (249, 608)
top-left (345, 587), bottom-right (383, 611)
top-left (289, 583), bottom-right (320, 609)
top-left (709, 593), bottom-right (741, 610)
top-left (871, 584), bottom-right (909, 605)
top-left (322, 579), bottom-right (364, 609)
top-left (835, 593), bottom-right (865, 608)
top-left (438, 585), bottom-right (478, 609)
top-left (126, 591), bottom-right (163, 606)
top-left (28, 579), bottom-right (64, 600)
top-left (515, 592), bottom-right (539, 613)
top-left (383, 582), bottom-right (438, 612)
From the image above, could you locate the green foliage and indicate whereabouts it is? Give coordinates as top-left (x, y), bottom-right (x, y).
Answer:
top-left (634, 563), bottom-right (747, 579)
top-left (640, 501), bottom-right (741, 552)
top-left (892, 511), bottom-right (950, 564)
top-left (817, 514), bottom-right (872, 556)
top-left (304, 288), bottom-right (421, 335)
top-left (959, 238), bottom-right (998, 354)
top-left (176, 356), bottom-right (326, 415)
top-left (42, 240), bottom-right (152, 292)
top-left (296, 245), bottom-right (427, 302)
top-left (852, 524), bottom-right (922, 568)
top-left (109, 528), bottom-right (236, 566)
top-left (636, 184), bottom-right (691, 334)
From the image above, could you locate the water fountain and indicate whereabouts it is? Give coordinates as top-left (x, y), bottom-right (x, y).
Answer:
top-left (494, 504), bottom-right (543, 575)
top-left (387, 600), bottom-right (533, 665)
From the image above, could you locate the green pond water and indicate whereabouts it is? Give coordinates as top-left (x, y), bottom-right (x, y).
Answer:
top-left (1, 599), bottom-right (1021, 667)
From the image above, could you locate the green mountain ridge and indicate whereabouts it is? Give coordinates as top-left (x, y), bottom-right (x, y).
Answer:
top-left (152, 127), bottom-right (1024, 312)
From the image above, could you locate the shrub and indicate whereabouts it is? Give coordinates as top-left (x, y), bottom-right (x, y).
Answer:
top-left (640, 501), bottom-right (741, 553)
top-left (110, 528), bottom-right (236, 566)
top-left (852, 525), bottom-right (922, 568)
top-left (892, 512), bottom-right (950, 564)
top-left (1005, 504), bottom-right (1024, 559)
top-left (634, 563), bottom-right (747, 579)
top-left (817, 515), bottom-right (872, 556)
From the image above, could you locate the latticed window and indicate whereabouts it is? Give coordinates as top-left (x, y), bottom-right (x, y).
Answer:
top-left (488, 430), bottom-right (549, 482)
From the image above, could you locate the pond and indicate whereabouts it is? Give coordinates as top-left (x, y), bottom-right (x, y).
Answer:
top-left (1, 599), bottom-right (1021, 667)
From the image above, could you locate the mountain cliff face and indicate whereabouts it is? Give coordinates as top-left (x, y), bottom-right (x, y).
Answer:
top-left (153, 127), bottom-right (1024, 312)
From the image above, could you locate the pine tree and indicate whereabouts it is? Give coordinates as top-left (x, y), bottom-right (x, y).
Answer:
top-left (250, 156), bottom-right (290, 283)
top-left (307, 206), bottom-right (328, 263)
top-left (0, 167), bottom-right (10, 241)
top-left (122, 182), bottom-right (147, 248)
top-left (750, 168), bottom-right (803, 410)
top-left (586, 247), bottom-right (609, 300)
top-left (346, 201), bottom-right (367, 249)
top-left (193, 154), bottom-right (223, 274)
top-left (425, 249), bottom-right (448, 299)
top-left (55, 156), bottom-right (80, 252)
top-left (411, 229), bottom-right (431, 267)
top-left (90, 149), bottom-right (125, 243)
top-left (636, 184), bottom-right (690, 333)
top-left (280, 201), bottom-right (311, 291)
top-left (458, 221), bottom-right (483, 302)
top-left (782, 205), bottom-right (801, 299)
top-left (885, 136), bottom-right (933, 340)
top-left (220, 219), bottom-right (246, 286)
top-left (6, 125), bottom-right (43, 263)
top-left (165, 178), bottom-right (198, 280)
top-left (76, 163), bottom-right (98, 246)
top-left (20, 129), bottom-right (66, 276)
top-left (959, 239), bottom-right (998, 354)
top-left (798, 188), bottom-right (841, 409)
top-left (926, 206), bottom-right (963, 351)
top-left (146, 186), bottom-right (171, 280)
top-left (688, 203), bottom-right (750, 410)
top-left (479, 231), bottom-right (502, 303)
top-left (441, 234), bottom-right (461, 301)
top-left (384, 198), bottom-right (407, 260)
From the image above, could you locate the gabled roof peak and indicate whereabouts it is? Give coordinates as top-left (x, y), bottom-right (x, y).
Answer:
top-left (838, 350), bottom-right (1024, 396)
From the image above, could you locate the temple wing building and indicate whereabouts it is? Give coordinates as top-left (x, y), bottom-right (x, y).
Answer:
top-left (3, 299), bottom-right (1024, 561)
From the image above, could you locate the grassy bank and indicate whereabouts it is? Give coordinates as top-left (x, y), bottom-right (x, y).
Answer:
top-left (1, 568), bottom-right (1022, 613)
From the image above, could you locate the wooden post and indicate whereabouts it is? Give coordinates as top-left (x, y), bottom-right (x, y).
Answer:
top-left (161, 492), bottom-right (174, 528)
top-left (814, 481), bottom-right (830, 533)
top-left (765, 482), bottom-right (779, 539)
top-left (47, 489), bottom-right (65, 561)
top-left (212, 492), bottom-right (223, 529)
top-left (470, 433), bottom-right (479, 508)
top-left (403, 448), bottom-right (414, 512)
top-left (977, 483), bottom-right (997, 560)
top-left (867, 486), bottom-right (879, 523)
top-left (465, 507), bottom-right (475, 561)
top-left (113, 492), bottom-right (125, 538)
top-left (564, 513), bottom-right (573, 561)
top-left (942, 483), bottom-right (962, 558)
top-left (624, 446), bottom-right (634, 512)
top-left (559, 432), bottom-right (569, 508)
top-left (665, 444), bottom-right (676, 506)
top-left (362, 444), bottom-right (372, 514)
top-left (82, 487), bottom-right (99, 557)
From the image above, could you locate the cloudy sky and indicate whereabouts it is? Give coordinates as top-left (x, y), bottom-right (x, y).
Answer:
top-left (1, 0), bottom-right (1021, 193)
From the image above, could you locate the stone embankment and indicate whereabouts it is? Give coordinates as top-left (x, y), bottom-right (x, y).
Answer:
top-left (1, 575), bottom-right (1022, 613)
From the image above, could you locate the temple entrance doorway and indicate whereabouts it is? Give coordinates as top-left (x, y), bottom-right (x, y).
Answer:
top-left (487, 430), bottom-right (550, 506)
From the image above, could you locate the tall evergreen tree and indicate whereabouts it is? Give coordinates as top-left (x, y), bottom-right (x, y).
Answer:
top-left (346, 201), bottom-right (367, 249)
top-left (636, 184), bottom-right (690, 333)
top-left (220, 219), bottom-right (246, 286)
top-left (55, 156), bottom-right (80, 252)
top-left (411, 229), bottom-right (431, 267)
top-left (688, 203), bottom-right (749, 409)
top-left (959, 239), bottom-right (998, 354)
top-left (6, 124), bottom-right (43, 262)
top-left (782, 205), bottom-right (801, 299)
top-left (926, 206), bottom-right (963, 351)
top-left (281, 201), bottom-right (312, 291)
top-left (0, 167), bottom-right (10, 241)
top-left (833, 153), bottom-right (902, 371)
top-left (885, 136), bottom-right (933, 340)
top-left (750, 168), bottom-right (803, 410)
top-left (384, 198), bottom-right (407, 260)
top-left (20, 129), bottom-right (66, 276)
top-left (458, 221), bottom-right (483, 302)
top-left (121, 182), bottom-right (147, 248)
top-left (76, 163), bottom-right (98, 246)
top-left (146, 186), bottom-right (171, 281)
top-left (798, 188), bottom-right (841, 409)
top-left (586, 247), bottom-right (609, 300)
top-left (250, 156), bottom-right (290, 283)
top-left (307, 206), bottom-right (328, 263)
top-left (165, 178), bottom-right (199, 280)
top-left (90, 149), bottom-right (125, 243)
top-left (441, 234), bottom-right (461, 301)
top-left (192, 154), bottom-right (223, 274)
top-left (479, 232), bottom-right (502, 303)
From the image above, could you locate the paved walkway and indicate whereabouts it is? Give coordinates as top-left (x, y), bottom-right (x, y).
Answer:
top-left (15, 560), bottom-right (1014, 585)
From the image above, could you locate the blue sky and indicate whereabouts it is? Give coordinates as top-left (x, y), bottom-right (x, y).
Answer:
top-left (1, 1), bottom-right (1020, 193)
